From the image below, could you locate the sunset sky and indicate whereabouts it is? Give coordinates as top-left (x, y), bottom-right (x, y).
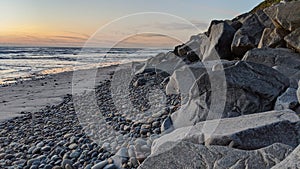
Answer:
top-left (0, 0), bottom-right (262, 48)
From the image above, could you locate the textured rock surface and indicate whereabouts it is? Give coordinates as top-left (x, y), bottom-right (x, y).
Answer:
top-left (202, 20), bottom-right (236, 60)
top-left (258, 27), bottom-right (288, 48)
top-left (284, 27), bottom-right (300, 53)
top-left (242, 48), bottom-right (300, 87)
top-left (264, 1), bottom-right (300, 32)
top-left (139, 141), bottom-right (293, 169)
top-left (275, 88), bottom-right (299, 111)
top-left (152, 110), bottom-right (299, 153)
top-left (272, 144), bottom-right (300, 169)
top-left (171, 61), bottom-right (289, 128)
top-left (165, 60), bottom-right (235, 103)
top-left (231, 11), bottom-right (271, 57)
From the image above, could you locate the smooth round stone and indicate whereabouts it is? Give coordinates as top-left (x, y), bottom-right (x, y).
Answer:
top-left (134, 138), bottom-right (147, 146)
top-left (69, 151), bottom-right (80, 159)
top-left (61, 159), bottom-right (73, 168)
top-left (52, 166), bottom-right (63, 169)
top-left (103, 164), bottom-right (117, 169)
top-left (29, 165), bottom-right (38, 169)
top-left (65, 164), bottom-right (74, 169)
top-left (68, 143), bottom-right (78, 150)
top-left (36, 141), bottom-right (45, 148)
top-left (43, 164), bottom-right (53, 169)
top-left (41, 146), bottom-right (51, 152)
top-left (84, 164), bottom-right (92, 169)
top-left (116, 147), bottom-right (128, 158)
top-left (91, 160), bottom-right (108, 169)
top-left (32, 147), bottom-right (41, 154)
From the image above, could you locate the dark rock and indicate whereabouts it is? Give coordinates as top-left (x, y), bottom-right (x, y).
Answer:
top-left (203, 20), bottom-right (236, 60)
top-left (231, 11), bottom-right (271, 57)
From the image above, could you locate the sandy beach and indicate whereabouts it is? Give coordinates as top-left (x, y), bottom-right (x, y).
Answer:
top-left (0, 65), bottom-right (117, 122)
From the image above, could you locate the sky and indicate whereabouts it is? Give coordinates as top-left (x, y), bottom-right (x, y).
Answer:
top-left (0, 0), bottom-right (262, 48)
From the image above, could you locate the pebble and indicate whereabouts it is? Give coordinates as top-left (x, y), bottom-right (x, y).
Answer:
top-left (91, 160), bottom-right (108, 169)
top-left (103, 164), bottom-right (117, 169)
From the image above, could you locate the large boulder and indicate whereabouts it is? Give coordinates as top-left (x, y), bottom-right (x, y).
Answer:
top-left (139, 141), bottom-right (293, 169)
top-left (202, 20), bottom-right (236, 60)
top-left (264, 1), bottom-right (300, 32)
top-left (272, 144), bottom-right (300, 169)
top-left (242, 48), bottom-right (300, 87)
top-left (152, 110), bottom-right (299, 153)
top-left (171, 61), bottom-right (289, 128)
top-left (166, 60), bottom-right (235, 103)
top-left (174, 20), bottom-right (236, 62)
top-left (284, 27), bottom-right (300, 53)
top-left (231, 11), bottom-right (272, 57)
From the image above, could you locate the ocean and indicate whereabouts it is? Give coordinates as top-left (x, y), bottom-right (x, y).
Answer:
top-left (0, 46), bottom-right (171, 84)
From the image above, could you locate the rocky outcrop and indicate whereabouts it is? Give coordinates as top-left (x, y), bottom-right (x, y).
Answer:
top-left (152, 110), bottom-right (299, 153)
top-left (139, 141), bottom-right (293, 169)
top-left (264, 1), bottom-right (300, 32)
top-left (171, 61), bottom-right (289, 128)
top-left (231, 10), bottom-right (273, 57)
top-left (242, 48), bottom-right (300, 87)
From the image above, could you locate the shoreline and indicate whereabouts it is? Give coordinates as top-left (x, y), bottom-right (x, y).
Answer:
top-left (0, 64), bottom-right (119, 122)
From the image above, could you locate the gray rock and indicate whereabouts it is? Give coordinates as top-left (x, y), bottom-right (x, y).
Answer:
top-left (91, 160), bottom-right (108, 169)
top-left (275, 88), bottom-right (299, 110)
top-left (272, 144), bottom-right (300, 169)
top-left (231, 12), bottom-right (269, 57)
top-left (166, 60), bottom-right (235, 103)
top-left (152, 110), bottom-right (299, 153)
top-left (258, 27), bottom-right (288, 48)
top-left (284, 27), bottom-right (300, 53)
top-left (171, 61), bottom-right (289, 128)
top-left (264, 1), bottom-right (300, 32)
top-left (139, 141), bottom-right (293, 169)
top-left (242, 48), bottom-right (300, 87)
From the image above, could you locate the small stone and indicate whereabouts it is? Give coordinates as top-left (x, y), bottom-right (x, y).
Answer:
top-left (68, 143), bottom-right (78, 150)
top-left (62, 159), bottom-right (73, 168)
top-left (103, 164), bottom-right (117, 169)
top-left (41, 146), bottom-right (51, 152)
top-left (36, 141), bottom-right (45, 148)
top-left (91, 160), bottom-right (108, 169)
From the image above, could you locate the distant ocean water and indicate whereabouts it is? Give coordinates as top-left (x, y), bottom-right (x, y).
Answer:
top-left (0, 46), bottom-right (171, 84)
